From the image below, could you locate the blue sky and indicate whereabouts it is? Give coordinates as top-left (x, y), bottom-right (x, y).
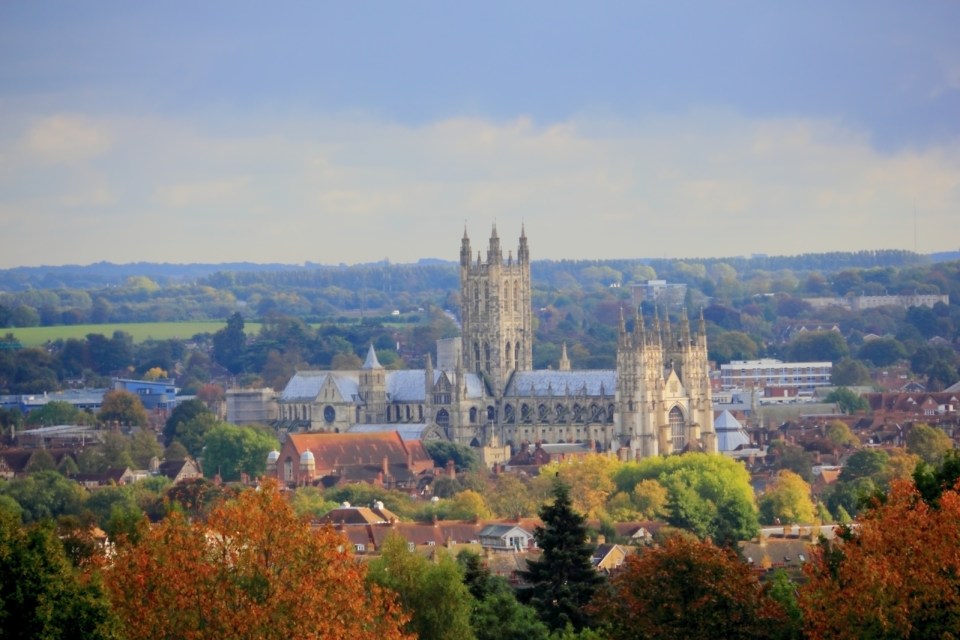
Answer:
top-left (1, 2), bottom-right (958, 267)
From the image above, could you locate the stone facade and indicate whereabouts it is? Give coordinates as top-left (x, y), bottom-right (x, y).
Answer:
top-left (273, 226), bottom-right (715, 460)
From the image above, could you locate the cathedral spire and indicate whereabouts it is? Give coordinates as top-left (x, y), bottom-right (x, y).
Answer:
top-left (559, 342), bottom-right (571, 371)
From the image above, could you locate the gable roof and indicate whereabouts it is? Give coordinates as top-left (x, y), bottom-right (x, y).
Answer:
top-left (286, 431), bottom-right (433, 472)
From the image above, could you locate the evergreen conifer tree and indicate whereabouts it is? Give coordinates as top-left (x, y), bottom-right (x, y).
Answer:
top-left (519, 478), bottom-right (603, 632)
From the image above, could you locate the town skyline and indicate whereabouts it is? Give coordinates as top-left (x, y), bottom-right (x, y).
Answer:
top-left (2, 3), bottom-right (958, 269)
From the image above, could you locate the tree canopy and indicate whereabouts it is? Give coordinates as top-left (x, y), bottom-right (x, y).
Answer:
top-left (801, 478), bottom-right (960, 639)
top-left (591, 535), bottom-right (787, 640)
top-left (104, 480), bottom-right (411, 640)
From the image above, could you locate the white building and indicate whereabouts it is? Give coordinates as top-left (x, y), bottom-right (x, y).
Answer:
top-left (719, 359), bottom-right (832, 392)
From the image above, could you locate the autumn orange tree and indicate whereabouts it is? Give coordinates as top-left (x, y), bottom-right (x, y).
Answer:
top-left (103, 480), bottom-right (412, 640)
top-left (800, 478), bottom-right (960, 639)
top-left (591, 535), bottom-right (787, 640)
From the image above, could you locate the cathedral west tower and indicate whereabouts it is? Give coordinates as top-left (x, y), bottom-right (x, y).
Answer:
top-left (460, 225), bottom-right (533, 397)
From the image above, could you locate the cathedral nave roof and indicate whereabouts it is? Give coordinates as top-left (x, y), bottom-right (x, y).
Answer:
top-left (505, 370), bottom-right (616, 398)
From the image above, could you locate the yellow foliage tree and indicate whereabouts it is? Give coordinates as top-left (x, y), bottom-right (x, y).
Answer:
top-left (758, 470), bottom-right (816, 525)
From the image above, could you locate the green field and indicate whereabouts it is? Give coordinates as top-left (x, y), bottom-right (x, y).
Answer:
top-left (7, 322), bottom-right (265, 347)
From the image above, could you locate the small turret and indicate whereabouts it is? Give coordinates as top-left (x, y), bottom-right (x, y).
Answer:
top-left (487, 224), bottom-right (502, 265)
top-left (559, 343), bottom-right (571, 371)
top-left (460, 226), bottom-right (472, 267)
top-left (362, 343), bottom-right (382, 370)
top-left (680, 307), bottom-right (691, 346)
top-left (518, 223), bottom-right (529, 264)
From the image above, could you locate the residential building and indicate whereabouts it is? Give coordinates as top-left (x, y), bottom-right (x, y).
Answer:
top-left (719, 359), bottom-right (832, 392)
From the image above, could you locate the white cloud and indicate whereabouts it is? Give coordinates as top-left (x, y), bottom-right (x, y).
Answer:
top-left (1, 109), bottom-right (958, 267)
top-left (21, 115), bottom-right (112, 164)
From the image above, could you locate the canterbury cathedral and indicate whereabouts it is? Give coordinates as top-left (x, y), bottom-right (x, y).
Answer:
top-left (272, 226), bottom-right (716, 460)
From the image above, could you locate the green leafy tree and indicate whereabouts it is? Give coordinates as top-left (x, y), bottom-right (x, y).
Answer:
top-left (787, 331), bottom-right (848, 363)
top-left (424, 440), bottom-right (481, 472)
top-left (174, 413), bottom-right (219, 458)
top-left (202, 423), bottom-right (279, 481)
top-left (766, 569), bottom-right (804, 640)
top-left (906, 423), bottom-right (954, 466)
top-left (709, 331), bottom-right (759, 364)
top-left (0, 470), bottom-right (87, 523)
top-left (0, 511), bottom-right (120, 639)
top-left (631, 478), bottom-right (669, 520)
top-left (289, 486), bottom-right (339, 520)
top-left (163, 397), bottom-right (214, 447)
top-left (212, 312), bottom-right (247, 374)
top-left (614, 453), bottom-right (759, 545)
top-left (519, 479), bottom-right (604, 632)
top-left (129, 428), bottom-right (163, 468)
top-left (857, 338), bottom-right (906, 367)
top-left (823, 420), bottom-right (859, 449)
top-left (840, 449), bottom-right (889, 482)
top-left (368, 533), bottom-right (476, 640)
top-left (487, 473), bottom-right (539, 519)
top-left (457, 550), bottom-right (549, 640)
top-left (25, 400), bottom-right (92, 426)
top-left (100, 431), bottom-right (135, 469)
top-left (913, 450), bottom-right (960, 506)
top-left (831, 357), bottom-right (871, 386)
top-left (24, 449), bottom-right (57, 473)
top-left (825, 387), bottom-right (868, 414)
top-left (768, 439), bottom-right (815, 482)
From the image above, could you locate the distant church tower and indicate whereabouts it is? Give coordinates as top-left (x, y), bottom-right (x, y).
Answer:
top-left (460, 225), bottom-right (533, 396)
top-left (359, 344), bottom-right (387, 423)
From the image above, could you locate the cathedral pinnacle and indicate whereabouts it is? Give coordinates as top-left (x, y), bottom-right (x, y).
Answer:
top-left (362, 344), bottom-right (382, 370)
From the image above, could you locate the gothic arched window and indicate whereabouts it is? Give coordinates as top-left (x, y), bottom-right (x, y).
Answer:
top-left (505, 341), bottom-right (513, 370)
top-left (469, 407), bottom-right (478, 424)
top-left (538, 404), bottom-right (550, 423)
top-left (521, 403), bottom-right (533, 424)
top-left (573, 404), bottom-right (585, 423)
top-left (504, 404), bottom-right (516, 424)
top-left (555, 404), bottom-right (568, 423)
top-left (669, 406), bottom-right (686, 451)
top-left (436, 408), bottom-right (450, 429)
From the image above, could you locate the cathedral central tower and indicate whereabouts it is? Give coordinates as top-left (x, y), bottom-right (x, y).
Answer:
top-left (460, 225), bottom-right (533, 396)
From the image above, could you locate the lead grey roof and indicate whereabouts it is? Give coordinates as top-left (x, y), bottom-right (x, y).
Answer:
top-left (505, 371), bottom-right (617, 398)
top-left (387, 371), bottom-right (430, 402)
top-left (280, 371), bottom-right (360, 402)
top-left (363, 344), bottom-right (382, 370)
top-left (348, 423), bottom-right (431, 441)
